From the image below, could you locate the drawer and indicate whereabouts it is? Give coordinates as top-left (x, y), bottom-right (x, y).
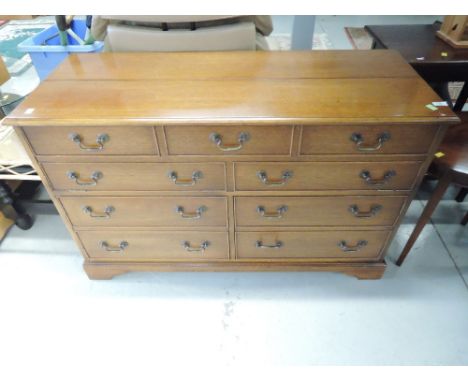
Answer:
top-left (78, 231), bottom-right (229, 260)
top-left (300, 125), bottom-right (438, 155)
top-left (23, 126), bottom-right (158, 155)
top-left (61, 196), bottom-right (227, 227)
top-left (164, 125), bottom-right (293, 155)
top-left (235, 196), bottom-right (406, 227)
top-left (236, 230), bottom-right (390, 260)
top-left (234, 161), bottom-right (422, 191)
top-left (42, 162), bottom-right (226, 191)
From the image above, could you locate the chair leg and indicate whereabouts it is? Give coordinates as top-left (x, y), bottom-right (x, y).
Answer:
top-left (455, 187), bottom-right (468, 203)
top-left (461, 211), bottom-right (468, 226)
top-left (396, 172), bottom-right (452, 266)
top-left (0, 180), bottom-right (33, 230)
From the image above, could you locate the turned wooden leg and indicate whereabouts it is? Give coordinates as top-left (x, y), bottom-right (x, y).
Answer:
top-left (455, 187), bottom-right (468, 203)
top-left (396, 171), bottom-right (452, 266)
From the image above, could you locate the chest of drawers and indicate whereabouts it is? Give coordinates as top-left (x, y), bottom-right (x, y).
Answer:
top-left (5, 51), bottom-right (458, 280)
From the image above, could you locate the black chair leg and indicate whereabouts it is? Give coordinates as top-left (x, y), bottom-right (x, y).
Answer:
top-left (461, 211), bottom-right (468, 226)
top-left (455, 187), bottom-right (468, 203)
top-left (0, 181), bottom-right (33, 230)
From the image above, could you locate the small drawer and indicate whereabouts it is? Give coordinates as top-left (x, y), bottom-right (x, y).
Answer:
top-left (23, 126), bottom-right (158, 155)
top-left (235, 196), bottom-right (406, 227)
top-left (164, 125), bottom-right (293, 155)
top-left (236, 230), bottom-right (390, 260)
top-left (78, 231), bottom-right (229, 260)
top-left (300, 125), bottom-right (438, 155)
top-left (234, 161), bottom-right (422, 191)
top-left (43, 162), bottom-right (226, 191)
top-left (61, 196), bottom-right (228, 227)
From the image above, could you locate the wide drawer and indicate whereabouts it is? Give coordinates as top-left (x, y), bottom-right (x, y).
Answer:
top-left (236, 230), bottom-right (390, 260)
top-left (23, 126), bottom-right (158, 155)
top-left (78, 231), bottom-right (229, 260)
top-left (61, 196), bottom-right (228, 227)
top-left (300, 125), bottom-right (438, 155)
top-left (235, 196), bottom-right (406, 227)
top-left (164, 125), bottom-right (293, 155)
top-left (234, 161), bottom-right (422, 191)
top-left (42, 162), bottom-right (226, 191)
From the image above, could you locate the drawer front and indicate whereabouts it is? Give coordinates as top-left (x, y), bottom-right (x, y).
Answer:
top-left (23, 126), bottom-right (158, 155)
top-left (234, 161), bottom-right (422, 191)
top-left (236, 230), bottom-right (390, 260)
top-left (79, 231), bottom-right (229, 260)
top-left (235, 196), bottom-right (406, 227)
top-left (43, 162), bottom-right (226, 191)
top-left (300, 125), bottom-right (438, 155)
top-left (61, 196), bottom-right (227, 227)
top-left (164, 125), bottom-right (293, 155)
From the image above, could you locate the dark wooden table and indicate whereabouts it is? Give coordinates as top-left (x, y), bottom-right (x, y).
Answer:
top-left (365, 22), bottom-right (468, 111)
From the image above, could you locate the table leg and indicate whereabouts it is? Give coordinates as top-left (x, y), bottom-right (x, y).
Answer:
top-left (396, 171), bottom-right (452, 266)
top-left (428, 81), bottom-right (453, 109)
top-left (0, 180), bottom-right (33, 230)
top-left (461, 212), bottom-right (468, 226)
top-left (453, 82), bottom-right (468, 112)
top-left (455, 187), bottom-right (468, 202)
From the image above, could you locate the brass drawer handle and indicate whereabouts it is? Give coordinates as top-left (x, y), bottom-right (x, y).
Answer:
top-left (168, 170), bottom-right (203, 186)
top-left (256, 205), bottom-right (288, 219)
top-left (255, 240), bottom-right (283, 249)
top-left (69, 132), bottom-right (109, 151)
top-left (360, 170), bottom-right (396, 186)
top-left (67, 171), bottom-right (102, 186)
top-left (348, 204), bottom-right (382, 218)
top-left (338, 240), bottom-right (368, 252)
top-left (100, 240), bottom-right (128, 253)
top-left (176, 205), bottom-right (207, 219)
top-left (182, 240), bottom-right (210, 253)
top-left (350, 132), bottom-right (390, 152)
top-left (83, 205), bottom-right (114, 219)
top-left (257, 170), bottom-right (293, 186)
top-left (210, 132), bottom-right (250, 152)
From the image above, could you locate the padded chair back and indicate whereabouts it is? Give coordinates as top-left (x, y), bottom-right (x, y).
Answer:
top-left (106, 22), bottom-right (256, 52)
top-left (92, 15), bottom-right (271, 51)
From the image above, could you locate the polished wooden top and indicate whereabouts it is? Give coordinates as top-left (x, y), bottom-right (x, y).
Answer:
top-left (45, 50), bottom-right (418, 81)
top-left (4, 51), bottom-right (459, 126)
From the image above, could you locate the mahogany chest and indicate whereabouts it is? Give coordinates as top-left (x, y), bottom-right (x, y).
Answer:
top-left (4, 51), bottom-right (458, 279)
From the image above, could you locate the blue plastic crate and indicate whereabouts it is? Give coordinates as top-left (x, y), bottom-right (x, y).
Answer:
top-left (18, 19), bottom-right (104, 80)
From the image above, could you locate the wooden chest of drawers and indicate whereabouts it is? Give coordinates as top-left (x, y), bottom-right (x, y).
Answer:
top-left (4, 51), bottom-right (458, 280)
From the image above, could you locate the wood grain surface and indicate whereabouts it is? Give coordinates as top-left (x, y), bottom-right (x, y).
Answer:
top-left (6, 51), bottom-right (460, 280)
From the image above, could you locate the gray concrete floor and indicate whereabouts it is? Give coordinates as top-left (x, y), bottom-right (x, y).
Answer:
top-left (0, 196), bottom-right (467, 366)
